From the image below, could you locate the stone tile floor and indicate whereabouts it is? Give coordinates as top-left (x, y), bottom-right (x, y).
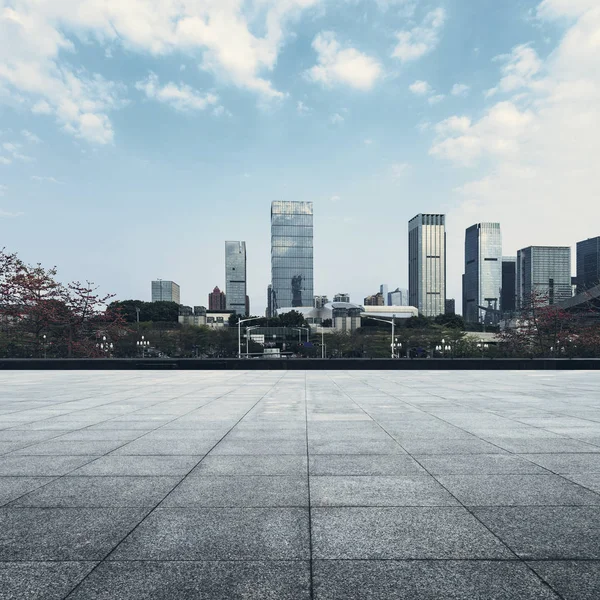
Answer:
top-left (0, 370), bottom-right (599, 599)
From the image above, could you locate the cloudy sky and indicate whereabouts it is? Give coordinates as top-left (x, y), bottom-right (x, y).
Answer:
top-left (1, 0), bottom-right (599, 313)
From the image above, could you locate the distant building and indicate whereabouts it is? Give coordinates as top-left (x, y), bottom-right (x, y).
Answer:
top-left (463, 223), bottom-right (502, 325)
top-left (206, 310), bottom-right (234, 328)
top-left (314, 295), bottom-right (329, 309)
top-left (409, 214), bottom-right (446, 317)
top-left (178, 306), bottom-right (208, 327)
top-left (501, 257), bottom-right (517, 315)
top-left (364, 293), bottom-right (385, 306)
top-left (379, 285), bottom-right (388, 305)
top-left (332, 303), bottom-right (362, 332)
top-left (271, 201), bottom-right (314, 309)
top-left (517, 246), bottom-right (572, 308)
top-left (387, 288), bottom-right (408, 306)
top-left (266, 284), bottom-right (276, 318)
top-left (572, 277), bottom-right (578, 297)
top-left (576, 236), bottom-right (600, 293)
top-left (225, 241), bottom-right (247, 316)
top-left (333, 293), bottom-right (350, 303)
top-left (151, 280), bottom-right (180, 304)
top-left (445, 299), bottom-right (455, 315)
top-left (208, 286), bottom-right (226, 311)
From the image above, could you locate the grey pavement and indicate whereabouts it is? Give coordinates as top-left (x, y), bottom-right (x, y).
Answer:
top-left (0, 370), bottom-right (599, 599)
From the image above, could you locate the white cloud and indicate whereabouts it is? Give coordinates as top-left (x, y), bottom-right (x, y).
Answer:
top-left (330, 194), bottom-right (340, 202)
top-left (2, 141), bottom-right (33, 162)
top-left (364, 138), bottom-right (373, 145)
top-left (409, 80), bottom-right (432, 95)
top-left (486, 44), bottom-right (543, 97)
top-left (330, 113), bottom-right (345, 125)
top-left (0, 157), bottom-right (11, 165)
top-left (212, 105), bottom-right (232, 117)
top-left (0, 1), bottom-right (322, 142)
top-left (306, 32), bottom-right (382, 91)
top-left (451, 83), bottom-right (470, 97)
top-left (428, 94), bottom-right (445, 105)
top-left (21, 129), bottom-right (41, 143)
top-left (31, 175), bottom-right (62, 184)
top-left (392, 8), bottom-right (447, 63)
top-left (391, 162), bottom-right (410, 178)
top-left (0, 184), bottom-right (7, 196)
top-left (0, 208), bottom-right (24, 218)
top-left (375, 0), bottom-right (416, 17)
top-left (297, 100), bottom-right (310, 114)
top-left (135, 72), bottom-right (218, 112)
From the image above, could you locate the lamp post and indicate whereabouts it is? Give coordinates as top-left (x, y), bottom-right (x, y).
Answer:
top-left (245, 325), bottom-right (260, 357)
top-left (237, 317), bottom-right (261, 359)
top-left (137, 335), bottom-right (149, 358)
top-left (364, 314), bottom-right (396, 358)
top-left (42, 334), bottom-right (47, 359)
top-left (97, 335), bottom-right (114, 356)
top-left (393, 337), bottom-right (403, 358)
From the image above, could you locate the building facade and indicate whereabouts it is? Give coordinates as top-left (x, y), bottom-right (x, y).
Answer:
top-left (151, 280), bottom-right (180, 304)
top-left (225, 241), bottom-right (247, 316)
top-left (517, 246), bottom-right (572, 308)
top-left (271, 201), bottom-right (314, 309)
top-left (266, 284), bottom-right (276, 318)
top-left (408, 214), bottom-right (446, 317)
top-left (379, 285), bottom-right (388, 305)
top-left (576, 236), bottom-right (600, 293)
top-left (501, 257), bottom-right (517, 315)
top-left (445, 299), bottom-right (456, 315)
top-left (313, 295), bottom-right (329, 309)
top-left (333, 293), bottom-right (350, 303)
top-left (387, 288), bottom-right (408, 306)
top-left (332, 304), bottom-right (362, 332)
top-left (463, 223), bottom-right (502, 325)
top-left (208, 286), bottom-right (226, 311)
top-left (364, 293), bottom-right (385, 306)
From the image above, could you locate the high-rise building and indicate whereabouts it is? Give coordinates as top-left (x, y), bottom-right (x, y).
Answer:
top-left (387, 288), bottom-right (409, 306)
top-left (271, 201), bottom-right (314, 309)
top-left (463, 223), bottom-right (502, 325)
top-left (266, 284), bottom-right (276, 318)
top-left (225, 241), bottom-right (247, 316)
top-left (208, 286), bottom-right (226, 311)
top-left (408, 214), bottom-right (446, 317)
top-left (379, 285), bottom-right (388, 305)
top-left (517, 246), bottom-right (572, 308)
top-left (445, 299), bottom-right (456, 315)
top-left (314, 295), bottom-right (329, 309)
top-left (364, 293), bottom-right (385, 306)
top-left (151, 280), bottom-right (180, 304)
top-left (576, 236), bottom-right (600, 293)
top-left (501, 257), bottom-right (517, 315)
top-left (333, 293), bottom-right (350, 303)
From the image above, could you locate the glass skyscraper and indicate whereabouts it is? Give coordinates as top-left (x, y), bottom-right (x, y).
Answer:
top-left (271, 201), bottom-right (314, 309)
top-left (517, 246), bottom-right (572, 308)
top-left (409, 214), bottom-right (446, 317)
top-left (501, 257), bottom-right (517, 315)
top-left (151, 280), bottom-right (180, 304)
top-left (576, 236), bottom-right (600, 293)
top-left (225, 241), bottom-right (247, 316)
top-left (463, 223), bottom-right (502, 325)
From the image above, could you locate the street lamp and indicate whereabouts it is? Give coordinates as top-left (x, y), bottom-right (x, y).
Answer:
top-left (137, 335), bottom-right (149, 358)
top-left (97, 335), bottom-right (114, 356)
top-left (393, 337), bottom-right (403, 358)
top-left (42, 334), bottom-right (47, 359)
top-left (237, 317), bottom-right (262, 358)
top-left (364, 314), bottom-right (397, 358)
top-left (245, 325), bottom-right (261, 357)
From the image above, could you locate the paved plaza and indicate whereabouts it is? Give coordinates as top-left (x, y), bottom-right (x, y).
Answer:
top-left (0, 370), bottom-right (599, 599)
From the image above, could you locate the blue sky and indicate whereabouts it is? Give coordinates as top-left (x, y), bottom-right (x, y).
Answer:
top-left (1, 0), bottom-right (599, 313)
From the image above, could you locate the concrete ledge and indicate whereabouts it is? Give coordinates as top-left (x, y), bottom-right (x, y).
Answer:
top-left (1, 358), bottom-right (599, 370)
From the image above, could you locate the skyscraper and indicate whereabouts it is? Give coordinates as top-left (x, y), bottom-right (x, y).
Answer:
top-left (463, 223), bottom-right (502, 325)
top-left (225, 241), bottom-right (247, 316)
top-left (517, 246), bottom-right (572, 308)
top-left (379, 284), bottom-right (388, 305)
top-left (151, 280), bottom-right (180, 304)
top-left (388, 288), bottom-right (408, 306)
top-left (576, 236), bottom-right (600, 293)
top-left (501, 257), bottom-right (517, 315)
top-left (208, 286), bottom-right (226, 311)
top-left (271, 201), bottom-right (314, 309)
top-left (408, 214), bottom-right (446, 317)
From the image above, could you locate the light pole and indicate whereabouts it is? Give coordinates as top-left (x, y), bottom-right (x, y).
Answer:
top-left (42, 334), bottom-right (47, 359)
top-left (137, 335), bottom-right (149, 358)
top-left (364, 314), bottom-right (396, 358)
top-left (245, 325), bottom-right (260, 357)
top-left (97, 335), bottom-right (114, 357)
top-left (393, 337), bottom-right (403, 358)
top-left (237, 317), bottom-right (262, 358)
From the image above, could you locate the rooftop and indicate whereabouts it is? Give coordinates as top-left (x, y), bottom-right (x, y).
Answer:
top-left (1, 370), bottom-right (599, 599)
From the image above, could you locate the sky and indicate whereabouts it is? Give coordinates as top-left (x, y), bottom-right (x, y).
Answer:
top-left (1, 0), bottom-right (599, 314)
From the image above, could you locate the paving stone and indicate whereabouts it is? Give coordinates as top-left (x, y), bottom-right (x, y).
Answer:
top-left (529, 560), bottom-right (600, 600)
top-left (311, 476), bottom-right (459, 506)
top-left (309, 454), bottom-right (426, 476)
top-left (71, 455), bottom-right (202, 476)
top-left (0, 477), bottom-right (55, 506)
top-left (0, 508), bottom-right (148, 560)
top-left (313, 560), bottom-right (560, 600)
top-left (416, 453), bottom-right (548, 474)
top-left (0, 562), bottom-right (97, 600)
top-left (68, 561), bottom-right (311, 600)
top-left (110, 438), bottom-right (218, 456)
top-left (400, 438), bottom-right (506, 455)
top-left (210, 439), bottom-right (308, 455)
top-left (312, 507), bottom-right (513, 559)
top-left (309, 439), bottom-right (405, 455)
top-left (562, 472), bottom-right (600, 493)
top-left (520, 453), bottom-right (600, 473)
top-left (110, 507), bottom-right (310, 560)
top-left (193, 455), bottom-right (308, 476)
top-left (11, 476), bottom-right (181, 507)
top-left (13, 440), bottom-right (127, 455)
top-left (484, 438), bottom-right (600, 453)
top-left (162, 476), bottom-right (308, 507)
top-left (0, 455), bottom-right (98, 476)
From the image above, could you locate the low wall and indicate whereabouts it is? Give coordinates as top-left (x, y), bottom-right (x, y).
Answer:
top-left (0, 358), bottom-right (599, 370)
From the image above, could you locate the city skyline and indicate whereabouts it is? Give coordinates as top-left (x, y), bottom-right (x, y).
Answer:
top-left (1, 1), bottom-right (598, 314)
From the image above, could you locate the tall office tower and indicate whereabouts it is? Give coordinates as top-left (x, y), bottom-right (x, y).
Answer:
top-left (208, 286), bottom-right (226, 311)
top-left (445, 299), bottom-right (456, 315)
top-left (271, 201), bottom-right (314, 309)
top-left (576, 236), bottom-right (600, 293)
top-left (151, 280), bottom-right (180, 304)
top-left (314, 295), bottom-right (329, 309)
top-left (501, 257), bottom-right (517, 314)
top-left (463, 223), bottom-right (502, 325)
top-left (517, 246), bottom-right (572, 308)
top-left (364, 293), bottom-right (385, 306)
top-left (379, 285), bottom-right (388, 305)
top-left (388, 288), bottom-right (409, 306)
top-left (266, 284), bottom-right (276, 318)
top-left (333, 293), bottom-right (350, 303)
top-left (408, 214), bottom-right (446, 317)
top-left (225, 241), bottom-right (247, 316)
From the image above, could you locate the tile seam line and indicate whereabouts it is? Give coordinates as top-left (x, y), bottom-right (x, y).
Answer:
top-left (60, 370), bottom-right (283, 600)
